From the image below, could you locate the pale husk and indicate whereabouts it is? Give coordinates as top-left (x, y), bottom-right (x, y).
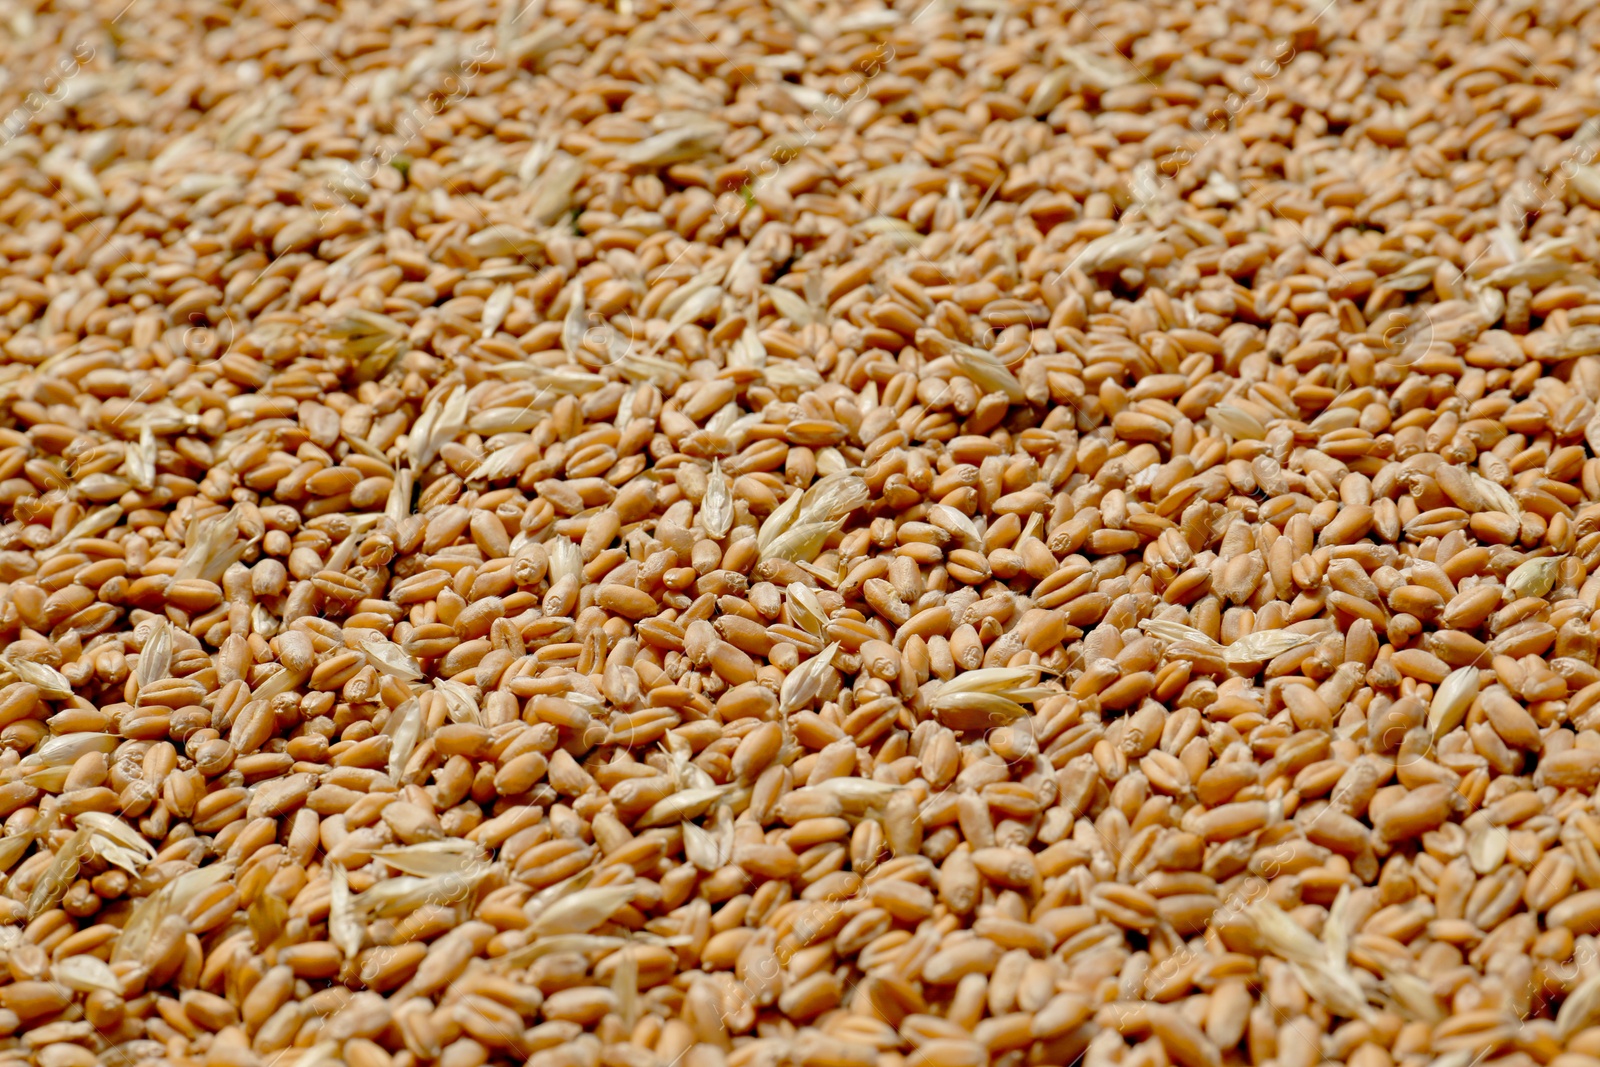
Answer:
top-left (1223, 630), bottom-right (1314, 663)
top-left (135, 618), bottom-right (172, 689)
top-left (114, 863), bottom-right (235, 963)
top-left (779, 643), bottom-right (839, 716)
top-left (1428, 666), bottom-right (1479, 738)
top-left (528, 883), bottom-right (636, 937)
top-left (1140, 618), bottom-right (1222, 649)
top-left (786, 582), bottom-right (827, 637)
top-left (329, 863), bottom-right (363, 960)
top-left (702, 460), bottom-right (733, 539)
top-left (1506, 556), bottom-right (1561, 600)
top-left (4, 656), bottom-right (71, 699)
top-left (28, 827), bottom-right (91, 919)
top-left (386, 697), bottom-right (423, 782)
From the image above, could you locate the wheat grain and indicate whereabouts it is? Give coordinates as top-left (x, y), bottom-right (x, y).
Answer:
top-left (6, 0), bottom-right (1600, 1063)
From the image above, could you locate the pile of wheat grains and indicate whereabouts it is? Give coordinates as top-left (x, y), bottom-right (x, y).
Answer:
top-left (3, 0), bottom-right (1600, 1064)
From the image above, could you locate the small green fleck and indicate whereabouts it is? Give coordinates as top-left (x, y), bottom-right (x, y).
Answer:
top-left (390, 155), bottom-right (411, 176)
top-left (739, 183), bottom-right (755, 208)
